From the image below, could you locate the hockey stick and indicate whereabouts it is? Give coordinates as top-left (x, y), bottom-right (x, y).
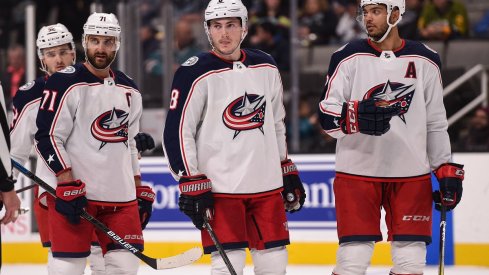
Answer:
top-left (12, 159), bottom-right (202, 270)
top-left (203, 214), bottom-right (237, 275)
top-left (15, 183), bottom-right (36, 193)
top-left (438, 205), bottom-right (447, 275)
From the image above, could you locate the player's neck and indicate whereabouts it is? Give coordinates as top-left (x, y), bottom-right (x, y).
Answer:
top-left (84, 62), bottom-right (110, 79)
top-left (372, 28), bottom-right (403, 51)
top-left (212, 48), bottom-right (242, 61)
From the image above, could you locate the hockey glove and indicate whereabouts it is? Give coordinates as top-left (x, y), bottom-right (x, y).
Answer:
top-left (55, 180), bottom-right (87, 224)
top-left (178, 175), bottom-right (214, 229)
top-left (433, 163), bottom-right (464, 212)
top-left (281, 159), bottom-right (306, 213)
top-left (339, 98), bottom-right (401, 136)
top-left (135, 132), bottom-right (155, 153)
top-left (136, 185), bottom-right (155, 230)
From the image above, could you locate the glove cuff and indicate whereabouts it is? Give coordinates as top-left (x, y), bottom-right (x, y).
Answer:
top-left (434, 163), bottom-right (465, 181)
top-left (179, 175), bottom-right (212, 196)
top-left (281, 159), bottom-right (299, 176)
top-left (56, 180), bottom-right (86, 201)
top-left (340, 101), bottom-right (360, 134)
top-left (136, 186), bottom-right (155, 202)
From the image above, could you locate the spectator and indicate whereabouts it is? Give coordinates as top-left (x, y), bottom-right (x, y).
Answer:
top-left (418, 0), bottom-right (469, 40)
top-left (398, 0), bottom-right (424, 40)
top-left (1, 44), bottom-right (25, 107)
top-left (334, 0), bottom-right (367, 44)
top-left (456, 107), bottom-right (489, 152)
top-left (474, 10), bottom-right (489, 38)
top-left (250, 0), bottom-right (291, 38)
top-left (174, 19), bottom-right (203, 66)
top-left (140, 24), bottom-right (162, 76)
top-left (298, 0), bottom-right (338, 45)
top-left (249, 21), bottom-right (290, 71)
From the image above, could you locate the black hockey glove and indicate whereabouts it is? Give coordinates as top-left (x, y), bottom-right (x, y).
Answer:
top-left (433, 163), bottom-right (464, 212)
top-left (178, 175), bottom-right (214, 229)
top-left (134, 132), bottom-right (155, 153)
top-left (136, 185), bottom-right (155, 230)
top-left (281, 159), bottom-right (306, 213)
top-left (0, 176), bottom-right (16, 192)
top-left (55, 180), bottom-right (87, 224)
top-left (339, 98), bottom-right (401, 136)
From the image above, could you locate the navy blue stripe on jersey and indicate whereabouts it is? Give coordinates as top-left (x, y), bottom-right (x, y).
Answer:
top-left (35, 64), bottom-right (102, 174)
top-left (10, 76), bottom-right (46, 131)
top-left (164, 49), bottom-right (278, 177)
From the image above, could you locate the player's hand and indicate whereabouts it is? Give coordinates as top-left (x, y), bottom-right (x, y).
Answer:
top-left (178, 175), bottom-right (214, 229)
top-left (339, 98), bottom-right (401, 136)
top-left (281, 159), bottom-right (306, 213)
top-left (55, 180), bottom-right (87, 224)
top-left (136, 185), bottom-right (155, 230)
top-left (433, 163), bottom-right (464, 212)
top-left (134, 132), bottom-right (155, 153)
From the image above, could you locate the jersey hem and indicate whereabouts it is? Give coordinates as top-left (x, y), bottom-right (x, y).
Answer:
top-left (335, 172), bottom-right (431, 182)
top-left (213, 187), bottom-right (283, 198)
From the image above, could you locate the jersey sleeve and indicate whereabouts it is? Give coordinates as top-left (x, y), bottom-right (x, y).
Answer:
top-left (129, 90), bottom-right (143, 177)
top-left (0, 84), bottom-right (12, 185)
top-left (34, 75), bottom-right (76, 176)
top-left (271, 69), bottom-right (287, 161)
top-left (163, 67), bottom-right (206, 180)
top-left (318, 50), bottom-right (350, 139)
top-left (10, 82), bottom-right (42, 175)
top-left (424, 56), bottom-right (451, 169)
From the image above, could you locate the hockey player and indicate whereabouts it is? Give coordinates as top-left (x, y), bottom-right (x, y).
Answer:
top-left (0, 84), bottom-right (20, 225)
top-left (317, 0), bottom-right (464, 274)
top-left (34, 13), bottom-right (154, 275)
top-left (163, 0), bottom-right (306, 274)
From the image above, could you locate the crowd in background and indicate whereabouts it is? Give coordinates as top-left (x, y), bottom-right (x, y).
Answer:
top-left (0, 0), bottom-right (488, 153)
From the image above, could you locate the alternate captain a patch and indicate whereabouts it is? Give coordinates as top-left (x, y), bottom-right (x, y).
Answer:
top-left (91, 107), bottom-right (129, 149)
top-left (222, 92), bottom-right (266, 139)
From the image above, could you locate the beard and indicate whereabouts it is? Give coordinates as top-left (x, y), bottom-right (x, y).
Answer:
top-left (369, 23), bottom-right (389, 41)
top-left (87, 51), bottom-right (116, 69)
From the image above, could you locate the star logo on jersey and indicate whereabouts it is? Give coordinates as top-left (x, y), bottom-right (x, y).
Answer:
top-left (91, 107), bottom-right (129, 149)
top-left (222, 92), bottom-right (266, 139)
top-left (364, 80), bottom-right (415, 123)
top-left (47, 154), bottom-right (55, 164)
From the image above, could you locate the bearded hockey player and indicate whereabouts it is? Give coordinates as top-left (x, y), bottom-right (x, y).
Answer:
top-left (317, 0), bottom-right (464, 274)
top-left (34, 13), bottom-right (154, 275)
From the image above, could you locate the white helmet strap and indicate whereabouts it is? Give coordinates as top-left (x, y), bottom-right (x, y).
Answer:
top-left (369, 5), bottom-right (402, 43)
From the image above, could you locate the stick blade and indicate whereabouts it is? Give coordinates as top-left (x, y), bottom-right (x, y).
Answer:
top-left (156, 247), bottom-right (203, 270)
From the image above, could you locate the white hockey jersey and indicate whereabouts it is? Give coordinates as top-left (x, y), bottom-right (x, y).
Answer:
top-left (35, 63), bottom-right (142, 204)
top-left (10, 76), bottom-right (58, 188)
top-left (163, 49), bottom-right (288, 196)
top-left (318, 39), bottom-right (451, 180)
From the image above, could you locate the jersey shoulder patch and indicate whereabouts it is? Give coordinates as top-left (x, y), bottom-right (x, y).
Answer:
top-left (58, 66), bottom-right (76, 74)
top-left (182, 56), bottom-right (199, 66)
top-left (19, 80), bottom-right (36, 91)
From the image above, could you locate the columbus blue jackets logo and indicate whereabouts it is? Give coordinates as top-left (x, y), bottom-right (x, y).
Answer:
top-left (365, 80), bottom-right (415, 123)
top-left (91, 108), bottom-right (129, 149)
top-left (222, 92), bottom-right (266, 138)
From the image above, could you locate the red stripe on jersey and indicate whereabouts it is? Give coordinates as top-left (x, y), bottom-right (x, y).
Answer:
top-left (213, 186), bottom-right (282, 198)
top-left (179, 68), bottom-right (231, 174)
top-left (50, 82), bottom-right (102, 169)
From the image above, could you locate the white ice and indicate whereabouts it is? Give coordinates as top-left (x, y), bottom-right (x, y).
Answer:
top-left (2, 264), bottom-right (489, 275)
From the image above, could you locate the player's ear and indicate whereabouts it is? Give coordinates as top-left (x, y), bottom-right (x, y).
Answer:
top-left (390, 7), bottom-right (400, 24)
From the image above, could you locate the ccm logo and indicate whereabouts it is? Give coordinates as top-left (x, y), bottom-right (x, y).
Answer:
top-left (347, 102), bottom-right (358, 132)
top-left (402, 215), bottom-right (430, 221)
top-left (63, 188), bottom-right (85, 197)
top-left (455, 169), bottom-right (464, 176)
top-left (139, 191), bottom-right (155, 199)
